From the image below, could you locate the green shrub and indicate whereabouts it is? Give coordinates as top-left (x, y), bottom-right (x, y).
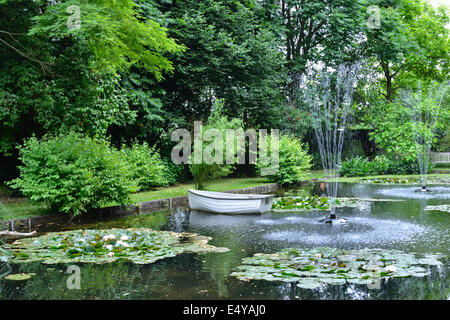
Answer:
top-left (9, 132), bottom-right (137, 216)
top-left (121, 142), bottom-right (174, 191)
top-left (339, 157), bottom-right (372, 177)
top-left (339, 156), bottom-right (424, 177)
top-left (163, 159), bottom-right (184, 186)
top-left (387, 157), bottom-right (425, 175)
top-left (258, 134), bottom-right (312, 185)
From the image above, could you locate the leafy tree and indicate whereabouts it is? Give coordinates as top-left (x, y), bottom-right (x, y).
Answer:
top-left (190, 100), bottom-right (243, 189)
top-left (160, 0), bottom-right (287, 129)
top-left (259, 0), bottom-right (366, 101)
top-left (279, 0), bottom-right (365, 71)
top-left (0, 0), bottom-right (183, 181)
top-left (363, 0), bottom-right (449, 101)
top-left (368, 81), bottom-right (449, 161)
top-left (368, 101), bottom-right (418, 161)
top-left (27, 0), bottom-right (185, 77)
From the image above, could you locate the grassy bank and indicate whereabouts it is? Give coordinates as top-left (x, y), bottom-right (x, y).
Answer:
top-left (1, 177), bottom-right (271, 220)
top-left (132, 177), bottom-right (270, 202)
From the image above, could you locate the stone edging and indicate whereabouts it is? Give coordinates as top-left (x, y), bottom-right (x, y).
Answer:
top-left (1, 183), bottom-right (279, 233)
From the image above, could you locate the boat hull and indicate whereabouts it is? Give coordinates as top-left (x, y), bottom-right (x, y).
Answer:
top-left (188, 190), bottom-right (274, 214)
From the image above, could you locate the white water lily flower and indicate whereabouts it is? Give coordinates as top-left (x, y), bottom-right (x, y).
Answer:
top-left (107, 252), bottom-right (114, 257)
top-left (105, 244), bottom-right (113, 250)
top-left (120, 235), bottom-right (129, 241)
top-left (102, 234), bottom-right (116, 241)
top-left (385, 265), bottom-right (397, 273)
top-left (117, 240), bottom-right (129, 247)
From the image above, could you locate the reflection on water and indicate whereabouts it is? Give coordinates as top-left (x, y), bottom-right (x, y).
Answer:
top-left (0, 183), bottom-right (448, 300)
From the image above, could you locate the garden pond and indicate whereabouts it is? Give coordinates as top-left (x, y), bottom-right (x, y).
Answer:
top-left (0, 182), bottom-right (448, 300)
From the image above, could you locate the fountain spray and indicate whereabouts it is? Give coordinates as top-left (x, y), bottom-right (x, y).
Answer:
top-left (298, 63), bottom-right (362, 223)
top-left (402, 82), bottom-right (448, 193)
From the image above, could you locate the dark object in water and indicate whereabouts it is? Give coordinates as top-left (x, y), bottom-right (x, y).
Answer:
top-left (319, 215), bottom-right (348, 224)
top-left (415, 186), bottom-right (432, 193)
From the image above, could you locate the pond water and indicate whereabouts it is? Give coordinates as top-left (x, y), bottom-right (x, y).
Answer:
top-left (1, 183), bottom-right (448, 300)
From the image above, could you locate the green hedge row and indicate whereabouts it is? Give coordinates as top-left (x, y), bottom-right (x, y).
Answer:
top-left (339, 156), bottom-right (428, 177)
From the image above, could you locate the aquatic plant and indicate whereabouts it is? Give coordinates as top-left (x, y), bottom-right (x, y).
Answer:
top-left (272, 196), bottom-right (331, 210)
top-left (232, 247), bottom-right (444, 289)
top-left (271, 196), bottom-right (365, 211)
top-left (361, 177), bottom-right (420, 184)
top-left (7, 228), bottom-right (229, 265)
top-left (3, 273), bottom-right (35, 281)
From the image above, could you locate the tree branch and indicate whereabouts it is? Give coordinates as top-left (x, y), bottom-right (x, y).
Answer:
top-left (0, 231), bottom-right (37, 240)
top-left (0, 31), bottom-right (53, 74)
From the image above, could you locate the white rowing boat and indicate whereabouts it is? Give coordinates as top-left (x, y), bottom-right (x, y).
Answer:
top-left (188, 189), bottom-right (274, 214)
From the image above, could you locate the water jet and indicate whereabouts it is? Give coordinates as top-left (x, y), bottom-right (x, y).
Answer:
top-left (298, 62), bottom-right (362, 223)
top-left (402, 82), bottom-right (448, 193)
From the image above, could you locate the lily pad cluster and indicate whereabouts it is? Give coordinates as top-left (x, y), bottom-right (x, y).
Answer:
top-left (7, 228), bottom-right (229, 265)
top-left (361, 177), bottom-right (420, 184)
top-left (231, 247), bottom-right (444, 289)
top-left (272, 196), bottom-right (360, 212)
top-left (359, 176), bottom-right (450, 185)
top-left (4, 273), bottom-right (36, 281)
top-left (272, 196), bottom-right (330, 210)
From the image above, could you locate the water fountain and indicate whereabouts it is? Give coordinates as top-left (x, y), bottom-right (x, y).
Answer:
top-left (402, 82), bottom-right (448, 192)
top-left (297, 63), bottom-right (362, 223)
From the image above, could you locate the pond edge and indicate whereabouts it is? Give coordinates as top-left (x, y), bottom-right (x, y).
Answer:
top-left (1, 183), bottom-right (280, 232)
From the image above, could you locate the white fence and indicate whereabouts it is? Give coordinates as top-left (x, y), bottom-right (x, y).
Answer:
top-left (431, 152), bottom-right (450, 164)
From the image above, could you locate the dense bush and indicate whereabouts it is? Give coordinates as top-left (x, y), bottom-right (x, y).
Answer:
top-left (9, 132), bottom-right (137, 216)
top-left (121, 142), bottom-right (175, 191)
top-left (310, 151), bottom-right (324, 170)
top-left (339, 157), bottom-right (377, 177)
top-left (258, 134), bottom-right (312, 185)
top-left (339, 156), bottom-right (426, 177)
top-left (435, 129), bottom-right (450, 152)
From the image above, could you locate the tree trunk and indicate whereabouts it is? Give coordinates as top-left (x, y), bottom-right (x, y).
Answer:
top-left (381, 61), bottom-right (393, 101)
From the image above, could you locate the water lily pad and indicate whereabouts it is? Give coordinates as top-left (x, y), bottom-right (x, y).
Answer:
top-left (416, 258), bottom-right (442, 266)
top-left (232, 247), bottom-right (445, 290)
top-left (8, 228), bottom-right (229, 265)
top-left (272, 196), bottom-right (367, 212)
top-left (4, 273), bottom-right (36, 281)
top-left (296, 279), bottom-right (324, 289)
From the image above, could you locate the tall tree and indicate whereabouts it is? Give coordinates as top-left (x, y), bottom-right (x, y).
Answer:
top-left (258, 0), bottom-right (366, 101)
top-left (160, 0), bottom-right (287, 129)
top-left (363, 0), bottom-right (449, 101)
top-left (0, 0), bottom-right (183, 180)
